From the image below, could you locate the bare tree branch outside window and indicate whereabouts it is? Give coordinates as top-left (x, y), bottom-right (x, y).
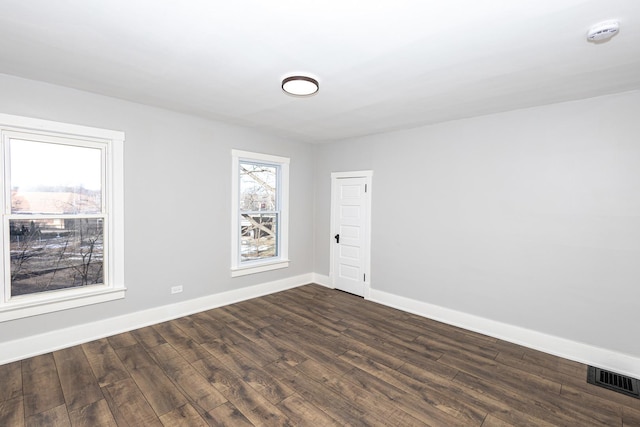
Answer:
top-left (7, 139), bottom-right (105, 297)
top-left (9, 218), bottom-right (104, 296)
top-left (239, 162), bottom-right (279, 261)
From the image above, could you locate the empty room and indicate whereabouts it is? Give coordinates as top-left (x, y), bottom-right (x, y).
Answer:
top-left (1, 1), bottom-right (639, 426)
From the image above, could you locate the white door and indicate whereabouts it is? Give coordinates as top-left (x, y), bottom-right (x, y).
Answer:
top-left (331, 172), bottom-right (372, 297)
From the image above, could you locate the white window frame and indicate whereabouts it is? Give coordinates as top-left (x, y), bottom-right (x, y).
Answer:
top-left (0, 113), bottom-right (125, 322)
top-left (231, 149), bottom-right (289, 277)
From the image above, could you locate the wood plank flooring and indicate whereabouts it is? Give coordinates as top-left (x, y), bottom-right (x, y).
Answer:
top-left (1, 284), bottom-right (639, 426)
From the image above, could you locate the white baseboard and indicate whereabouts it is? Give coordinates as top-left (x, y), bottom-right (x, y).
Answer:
top-left (369, 288), bottom-right (640, 379)
top-left (0, 273), bottom-right (313, 366)
top-left (5, 274), bottom-right (639, 381)
top-left (311, 273), bottom-right (332, 288)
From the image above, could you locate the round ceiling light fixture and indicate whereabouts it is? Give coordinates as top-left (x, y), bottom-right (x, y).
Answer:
top-left (282, 75), bottom-right (319, 97)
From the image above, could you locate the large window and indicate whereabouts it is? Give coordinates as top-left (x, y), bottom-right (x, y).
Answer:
top-left (0, 114), bottom-right (125, 321)
top-left (231, 150), bottom-right (289, 277)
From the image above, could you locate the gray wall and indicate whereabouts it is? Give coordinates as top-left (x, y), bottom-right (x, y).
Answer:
top-left (0, 74), bottom-right (314, 343)
top-left (314, 90), bottom-right (640, 358)
top-left (2, 72), bottom-right (639, 361)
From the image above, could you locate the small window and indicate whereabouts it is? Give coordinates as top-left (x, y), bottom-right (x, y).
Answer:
top-left (231, 150), bottom-right (289, 276)
top-left (0, 114), bottom-right (125, 321)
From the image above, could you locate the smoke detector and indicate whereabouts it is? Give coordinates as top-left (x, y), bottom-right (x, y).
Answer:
top-left (587, 20), bottom-right (620, 42)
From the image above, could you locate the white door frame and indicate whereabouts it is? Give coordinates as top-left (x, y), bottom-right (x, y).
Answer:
top-left (330, 170), bottom-right (373, 299)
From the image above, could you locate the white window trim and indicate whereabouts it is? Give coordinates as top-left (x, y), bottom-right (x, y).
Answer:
top-left (0, 113), bottom-right (125, 322)
top-left (231, 149), bottom-right (289, 277)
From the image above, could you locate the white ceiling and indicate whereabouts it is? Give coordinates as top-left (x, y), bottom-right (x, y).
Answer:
top-left (1, 1), bottom-right (639, 143)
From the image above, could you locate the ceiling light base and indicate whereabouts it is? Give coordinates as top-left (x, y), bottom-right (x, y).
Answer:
top-left (282, 76), bottom-right (319, 97)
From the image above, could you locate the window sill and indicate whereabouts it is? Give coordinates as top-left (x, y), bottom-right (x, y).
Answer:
top-left (231, 260), bottom-right (290, 277)
top-left (0, 286), bottom-right (126, 322)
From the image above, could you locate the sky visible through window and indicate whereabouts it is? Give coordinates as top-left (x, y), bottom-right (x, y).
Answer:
top-left (10, 139), bottom-right (101, 192)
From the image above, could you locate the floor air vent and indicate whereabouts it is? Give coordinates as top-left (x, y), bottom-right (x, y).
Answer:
top-left (587, 366), bottom-right (639, 399)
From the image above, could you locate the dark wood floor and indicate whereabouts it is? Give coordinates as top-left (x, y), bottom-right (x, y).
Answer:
top-left (1, 284), bottom-right (639, 426)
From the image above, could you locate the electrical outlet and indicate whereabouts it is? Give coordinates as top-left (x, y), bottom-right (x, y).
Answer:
top-left (171, 285), bottom-right (183, 294)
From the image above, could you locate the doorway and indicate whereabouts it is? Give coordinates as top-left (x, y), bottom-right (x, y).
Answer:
top-left (330, 171), bottom-right (372, 297)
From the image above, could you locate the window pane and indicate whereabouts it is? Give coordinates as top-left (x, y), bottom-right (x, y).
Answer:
top-left (241, 213), bottom-right (278, 261)
top-left (10, 139), bottom-right (102, 214)
top-left (239, 162), bottom-right (277, 212)
top-left (10, 218), bottom-right (104, 297)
